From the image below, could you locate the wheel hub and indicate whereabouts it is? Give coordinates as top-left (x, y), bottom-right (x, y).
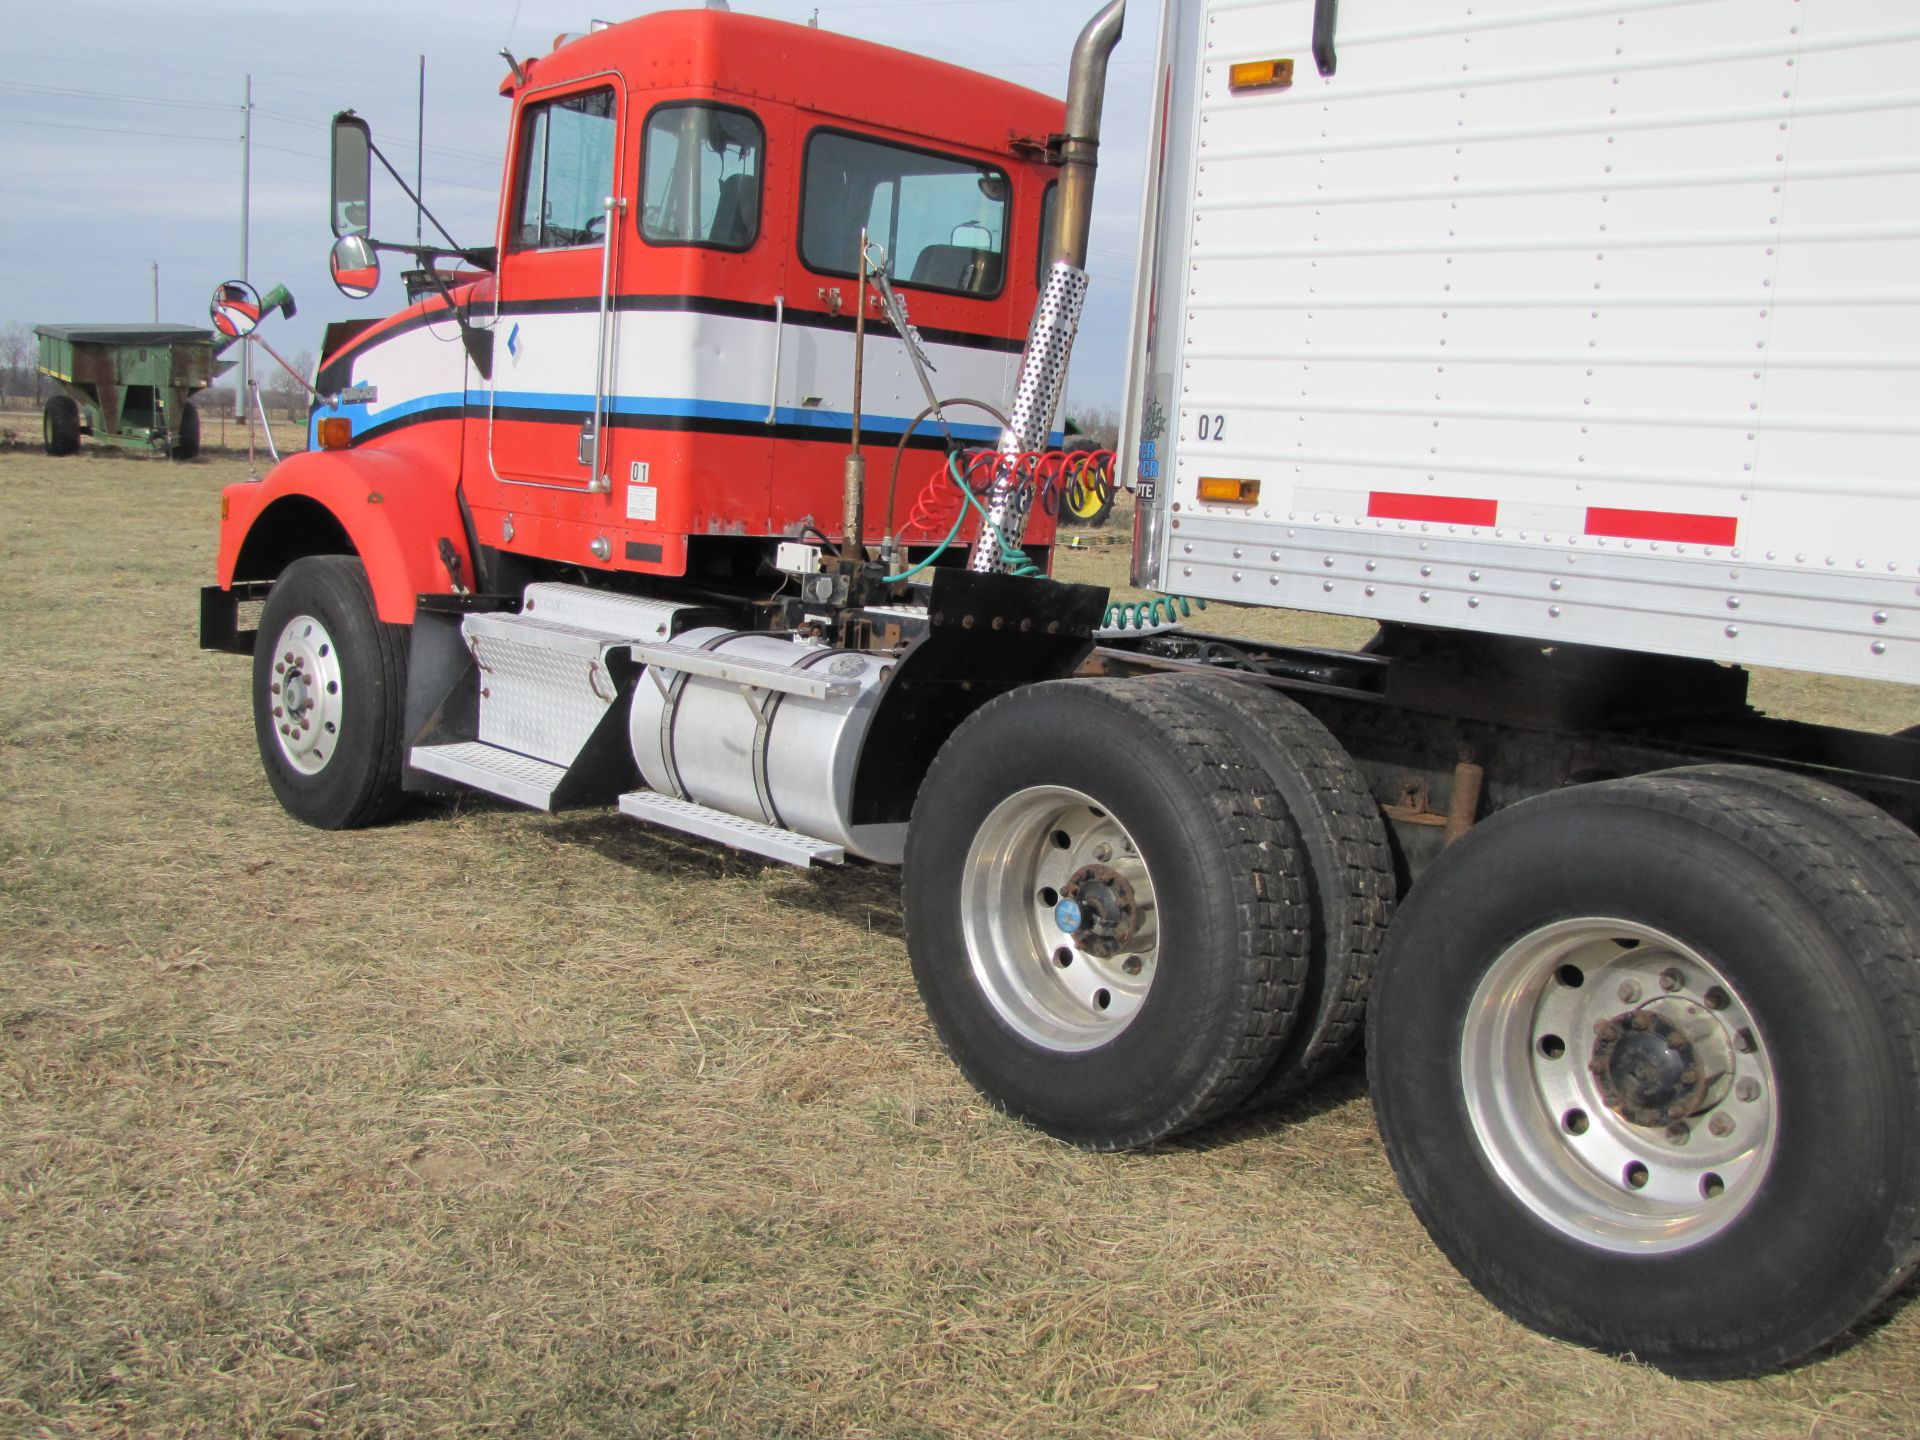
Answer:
top-left (267, 612), bottom-right (344, 776)
top-left (1059, 863), bottom-right (1140, 958)
top-left (1590, 998), bottom-right (1734, 1127)
top-left (1462, 919), bottom-right (1777, 1253)
top-left (959, 786), bottom-right (1160, 1052)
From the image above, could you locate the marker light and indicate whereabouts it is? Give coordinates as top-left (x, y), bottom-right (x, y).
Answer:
top-left (317, 416), bottom-right (354, 451)
top-left (1228, 59), bottom-right (1295, 93)
top-left (1197, 477), bottom-right (1261, 505)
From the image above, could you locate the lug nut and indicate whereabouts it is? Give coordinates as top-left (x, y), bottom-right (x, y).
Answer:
top-left (1618, 980), bottom-right (1642, 1004)
top-left (1631, 1010), bottom-right (1655, 1031)
top-left (1594, 1019), bottom-right (1621, 1042)
top-left (1708, 1114), bottom-right (1735, 1138)
top-left (1666, 1122), bottom-right (1691, 1145)
top-left (1659, 967), bottom-right (1685, 992)
top-left (1703, 986), bottom-right (1731, 1011)
top-left (1736, 1077), bottom-right (1761, 1103)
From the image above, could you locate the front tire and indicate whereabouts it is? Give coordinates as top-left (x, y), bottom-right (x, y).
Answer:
top-left (1368, 774), bottom-right (1920, 1377)
top-left (251, 556), bottom-right (409, 830)
top-left (905, 679), bottom-right (1309, 1150)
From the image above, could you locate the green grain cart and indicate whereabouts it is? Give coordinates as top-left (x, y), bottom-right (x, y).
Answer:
top-left (36, 324), bottom-right (220, 459)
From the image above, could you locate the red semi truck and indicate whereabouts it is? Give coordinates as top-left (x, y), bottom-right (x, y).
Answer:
top-left (201, 1), bottom-right (1920, 1378)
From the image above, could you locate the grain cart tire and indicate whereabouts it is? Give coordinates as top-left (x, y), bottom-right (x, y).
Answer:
top-left (1146, 673), bottom-right (1393, 1104)
top-left (251, 556), bottom-right (410, 830)
top-left (1056, 436), bottom-right (1113, 528)
top-left (1367, 774), bottom-right (1920, 1378)
top-left (42, 395), bottom-right (80, 456)
top-left (904, 678), bottom-right (1309, 1150)
top-left (171, 402), bottom-right (201, 460)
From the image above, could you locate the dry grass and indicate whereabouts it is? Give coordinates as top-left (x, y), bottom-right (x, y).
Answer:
top-left (2, 453), bottom-right (1917, 1438)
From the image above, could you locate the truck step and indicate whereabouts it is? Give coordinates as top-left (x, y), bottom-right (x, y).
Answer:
top-left (617, 790), bottom-right (845, 867)
top-left (410, 742), bottom-right (568, 810)
top-left (629, 638), bottom-right (857, 702)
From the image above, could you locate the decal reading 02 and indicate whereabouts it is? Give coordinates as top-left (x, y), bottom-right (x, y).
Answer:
top-left (337, 384), bottom-right (379, 405)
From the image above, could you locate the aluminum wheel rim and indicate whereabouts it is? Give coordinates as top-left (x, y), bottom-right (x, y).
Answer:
top-left (267, 611), bottom-right (344, 776)
top-left (960, 785), bottom-right (1159, 1052)
top-left (1462, 917), bottom-right (1778, 1254)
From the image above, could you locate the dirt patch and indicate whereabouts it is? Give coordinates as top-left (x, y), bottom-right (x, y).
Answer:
top-left (2, 452), bottom-right (1916, 1437)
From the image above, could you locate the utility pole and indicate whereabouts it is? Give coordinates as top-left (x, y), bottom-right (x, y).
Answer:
top-left (151, 261), bottom-right (159, 322)
top-left (238, 74), bottom-right (252, 421)
top-left (417, 55), bottom-right (426, 246)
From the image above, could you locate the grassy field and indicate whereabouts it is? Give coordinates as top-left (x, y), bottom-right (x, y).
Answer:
top-left (3, 452), bottom-right (1917, 1438)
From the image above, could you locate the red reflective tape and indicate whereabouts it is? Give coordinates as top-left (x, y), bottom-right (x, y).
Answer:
top-left (1584, 507), bottom-right (1737, 546)
top-left (1367, 491), bottom-right (1499, 526)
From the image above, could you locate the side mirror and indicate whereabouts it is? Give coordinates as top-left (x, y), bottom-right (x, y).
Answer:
top-left (210, 280), bottom-right (264, 339)
top-left (329, 235), bottom-right (382, 299)
top-left (331, 112), bottom-right (373, 239)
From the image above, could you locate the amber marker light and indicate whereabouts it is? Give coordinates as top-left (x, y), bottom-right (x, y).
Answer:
top-left (317, 416), bottom-right (354, 451)
top-left (1197, 477), bottom-right (1262, 505)
top-left (1228, 58), bottom-right (1294, 93)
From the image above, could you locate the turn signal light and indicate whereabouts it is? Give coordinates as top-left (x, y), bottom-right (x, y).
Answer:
top-left (317, 416), bottom-right (354, 451)
top-left (1228, 59), bottom-right (1295, 93)
top-left (1197, 476), bottom-right (1262, 505)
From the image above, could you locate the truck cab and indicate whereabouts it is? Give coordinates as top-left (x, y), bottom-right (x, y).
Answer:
top-left (263, 10), bottom-right (1067, 619)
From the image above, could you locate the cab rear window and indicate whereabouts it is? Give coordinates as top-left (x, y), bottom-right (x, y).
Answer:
top-left (800, 131), bottom-right (1008, 298)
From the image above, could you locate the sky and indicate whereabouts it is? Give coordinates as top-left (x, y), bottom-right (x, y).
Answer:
top-left (2, 0), bottom-right (1156, 414)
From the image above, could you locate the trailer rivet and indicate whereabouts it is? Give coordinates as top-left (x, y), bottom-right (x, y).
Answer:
top-left (1419, 591), bottom-right (1431, 603)
top-left (1323, 581), bottom-right (1335, 593)
top-left (1726, 625), bottom-right (1740, 638)
top-left (1550, 578), bottom-right (1563, 591)
top-left (1708, 1114), bottom-right (1736, 1138)
top-left (1469, 570), bottom-right (1480, 582)
top-left (1726, 597), bottom-right (1741, 609)
top-left (1873, 641), bottom-right (1888, 656)
top-left (1548, 605), bottom-right (1562, 618)
top-left (1232, 572), bottom-right (1243, 583)
top-left (1873, 611), bottom-right (1889, 625)
top-left (1365, 586), bottom-right (1377, 598)
top-left (1467, 596), bottom-right (1480, 608)
top-left (1323, 556), bottom-right (1335, 567)
top-left (1271, 576), bottom-right (1281, 586)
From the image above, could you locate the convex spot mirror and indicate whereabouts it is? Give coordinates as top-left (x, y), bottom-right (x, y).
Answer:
top-left (330, 235), bottom-right (381, 300)
top-left (210, 280), bottom-right (263, 339)
top-left (331, 112), bottom-right (372, 239)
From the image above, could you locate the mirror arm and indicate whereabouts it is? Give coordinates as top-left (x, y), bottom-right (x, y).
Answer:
top-left (365, 137), bottom-right (465, 255)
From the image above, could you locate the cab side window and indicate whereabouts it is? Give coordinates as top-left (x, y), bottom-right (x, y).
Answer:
top-left (640, 104), bottom-right (764, 250)
top-left (511, 88), bottom-right (617, 251)
top-left (801, 130), bottom-right (1009, 298)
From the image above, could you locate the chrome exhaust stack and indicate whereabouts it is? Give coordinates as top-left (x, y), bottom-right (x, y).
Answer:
top-left (968, 0), bottom-right (1125, 572)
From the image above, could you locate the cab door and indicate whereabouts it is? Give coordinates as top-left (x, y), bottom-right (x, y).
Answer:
top-left (488, 78), bottom-right (625, 490)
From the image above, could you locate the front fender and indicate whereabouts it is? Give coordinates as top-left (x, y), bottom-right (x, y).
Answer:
top-left (216, 431), bottom-right (469, 625)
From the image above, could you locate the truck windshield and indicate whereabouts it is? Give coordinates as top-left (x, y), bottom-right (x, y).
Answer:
top-left (510, 88), bottom-right (616, 250)
top-left (641, 104), bottom-right (764, 250)
top-left (801, 131), bottom-right (1008, 297)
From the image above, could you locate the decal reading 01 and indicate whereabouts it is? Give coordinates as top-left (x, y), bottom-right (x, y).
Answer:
top-left (337, 384), bottom-right (379, 405)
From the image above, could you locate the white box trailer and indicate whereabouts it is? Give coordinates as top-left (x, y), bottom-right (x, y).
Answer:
top-left (1082, 0), bottom-right (1920, 1380)
top-left (1125, 0), bottom-right (1920, 682)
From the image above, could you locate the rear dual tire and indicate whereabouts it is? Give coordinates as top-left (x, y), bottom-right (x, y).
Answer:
top-left (1368, 773), bottom-right (1920, 1377)
top-left (905, 679), bottom-right (1310, 1150)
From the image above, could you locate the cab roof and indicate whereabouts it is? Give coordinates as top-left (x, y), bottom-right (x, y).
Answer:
top-left (510, 9), bottom-right (1064, 158)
